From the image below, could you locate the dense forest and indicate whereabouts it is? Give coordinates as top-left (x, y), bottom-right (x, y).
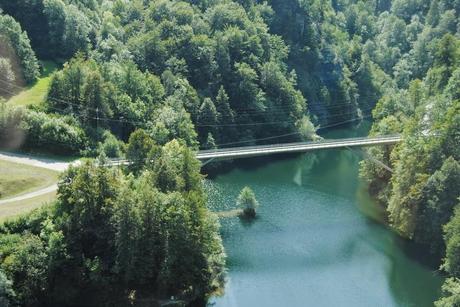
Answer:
top-left (355, 3), bottom-right (460, 305)
top-left (0, 0), bottom-right (459, 305)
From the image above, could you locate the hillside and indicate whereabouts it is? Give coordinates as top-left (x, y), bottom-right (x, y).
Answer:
top-left (0, 0), bottom-right (459, 305)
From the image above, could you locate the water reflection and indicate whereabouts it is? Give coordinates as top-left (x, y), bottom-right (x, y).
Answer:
top-left (205, 125), bottom-right (443, 307)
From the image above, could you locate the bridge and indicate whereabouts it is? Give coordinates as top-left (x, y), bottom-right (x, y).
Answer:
top-left (196, 135), bottom-right (401, 161)
top-left (106, 135), bottom-right (402, 167)
top-left (0, 135), bottom-right (401, 207)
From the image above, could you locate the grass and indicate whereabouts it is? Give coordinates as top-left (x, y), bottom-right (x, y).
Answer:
top-left (0, 191), bottom-right (56, 221)
top-left (7, 61), bottom-right (58, 106)
top-left (0, 160), bottom-right (59, 200)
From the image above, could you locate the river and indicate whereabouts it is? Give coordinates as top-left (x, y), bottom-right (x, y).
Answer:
top-left (205, 123), bottom-right (444, 307)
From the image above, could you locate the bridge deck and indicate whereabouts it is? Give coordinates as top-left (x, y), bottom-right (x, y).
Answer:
top-left (196, 135), bottom-right (401, 160)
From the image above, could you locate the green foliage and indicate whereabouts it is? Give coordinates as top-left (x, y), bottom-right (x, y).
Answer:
top-left (237, 186), bottom-right (259, 218)
top-left (3, 0), bottom-right (319, 152)
top-left (0, 0), bottom-right (95, 59)
top-left (126, 128), bottom-right (156, 173)
top-left (0, 270), bottom-right (15, 307)
top-left (1, 0), bottom-right (459, 303)
top-left (0, 233), bottom-right (48, 305)
top-left (443, 204), bottom-right (460, 277)
top-left (0, 58), bottom-right (15, 97)
top-left (0, 104), bottom-right (87, 154)
top-left (150, 140), bottom-right (202, 193)
top-left (358, 15), bottom-right (460, 304)
top-left (120, 0), bottom-right (314, 145)
top-left (47, 57), bottom-right (165, 140)
top-left (97, 130), bottom-right (125, 158)
top-left (0, 140), bottom-right (225, 305)
top-left (148, 101), bottom-right (198, 148)
top-left (413, 158), bottom-right (460, 253)
top-left (0, 13), bottom-right (39, 83)
top-left (435, 278), bottom-right (460, 307)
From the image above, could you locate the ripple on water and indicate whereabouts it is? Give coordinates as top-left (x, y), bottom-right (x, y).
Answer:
top-left (205, 151), bottom-right (443, 307)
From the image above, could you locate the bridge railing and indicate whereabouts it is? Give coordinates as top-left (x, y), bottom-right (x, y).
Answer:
top-left (197, 134), bottom-right (401, 154)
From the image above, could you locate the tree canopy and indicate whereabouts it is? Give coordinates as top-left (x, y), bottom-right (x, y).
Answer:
top-left (0, 142), bottom-right (225, 305)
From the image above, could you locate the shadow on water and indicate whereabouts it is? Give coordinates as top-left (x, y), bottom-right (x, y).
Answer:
top-left (203, 120), bottom-right (372, 179)
top-left (203, 153), bottom-right (301, 179)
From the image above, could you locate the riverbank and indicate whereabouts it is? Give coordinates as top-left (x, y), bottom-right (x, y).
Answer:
top-left (205, 125), bottom-right (444, 307)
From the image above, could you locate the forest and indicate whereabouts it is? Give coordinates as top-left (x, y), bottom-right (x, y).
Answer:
top-left (0, 0), bottom-right (459, 306)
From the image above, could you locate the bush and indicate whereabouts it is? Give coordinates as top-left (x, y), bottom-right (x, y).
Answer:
top-left (0, 105), bottom-right (87, 154)
top-left (97, 131), bottom-right (125, 158)
top-left (0, 270), bottom-right (15, 307)
top-left (237, 186), bottom-right (259, 218)
top-left (23, 111), bottom-right (87, 154)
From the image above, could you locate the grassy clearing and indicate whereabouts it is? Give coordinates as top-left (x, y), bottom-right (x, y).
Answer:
top-left (7, 61), bottom-right (58, 106)
top-left (0, 159), bottom-right (59, 200)
top-left (0, 191), bottom-right (56, 221)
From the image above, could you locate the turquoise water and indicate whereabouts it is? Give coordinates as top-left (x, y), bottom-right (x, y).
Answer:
top-left (206, 126), bottom-right (443, 307)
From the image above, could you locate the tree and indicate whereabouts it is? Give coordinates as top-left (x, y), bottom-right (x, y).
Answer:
top-left (82, 70), bottom-right (111, 127)
top-left (43, 0), bottom-right (66, 50)
top-left (0, 271), bottom-right (15, 307)
top-left (151, 139), bottom-right (202, 193)
top-left (0, 14), bottom-right (39, 83)
top-left (443, 203), bottom-right (460, 277)
top-left (234, 62), bottom-right (263, 111)
top-left (55, 160), bottom-right (120, 270)
top-left (113, 184), bottom-right (139, 284)
top-left (237, 186), bottom-right (259, 218)
top-left (0, 234), bottom-right (48, 305)
top-left (0, 58), bottom-right (15, 97)
top-left (126, 129), bottom-right (155, 173)
top-left (297, 116), bottom-right (317, 140)
top-left (132, 181), bottom-right (162, 287)
top-left (426, 0), bottom-right (441, 26)
top-left (437, 34), bottom-right (459, 65)
top-left (215, 86), bottom-right (233, 122)
top-left (148, 101), bottom-right (198, 148)
top-left (215, 85), bottom-right (236, 143)
top-left (435, 278), bottom-right (460, 307)
top-left (197, 98), bottom-right (218, 143)
top-left (204, 132), bottom-right (217, 149)
top-left (414, 157), bottom-right (460, 253)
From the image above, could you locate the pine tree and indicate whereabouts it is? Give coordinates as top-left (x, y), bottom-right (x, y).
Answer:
top-left (197, 97), bottom-right (218, 144)
top-left (215, 86), bottom-right (234, 124)
top-left (215, 86), bottom-right (236, 143)
top-left (204, 133), bottom-right (217, 150)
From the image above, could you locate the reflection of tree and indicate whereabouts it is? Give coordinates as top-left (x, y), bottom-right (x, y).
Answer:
top-left (386, 236), bottom-right (444, 307)
top-left (294, 152), bottom-right (319, 185)
top-left (357, 223), bottom-right (443, 307)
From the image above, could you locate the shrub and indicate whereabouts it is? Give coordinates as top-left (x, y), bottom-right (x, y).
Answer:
top-left (0, 105), bottom-right (87, 154)
top-left (97, 131), bottom-right (125, 158)
top-left (237, 186), bottom-right (259, 218)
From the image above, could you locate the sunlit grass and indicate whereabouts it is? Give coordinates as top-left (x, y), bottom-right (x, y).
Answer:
top-left (0, 191), bottom-right (56, 221)
top-left (7, 61), bottom-right (58, 106)
top-left (0, 159), bottom-right (58, 200)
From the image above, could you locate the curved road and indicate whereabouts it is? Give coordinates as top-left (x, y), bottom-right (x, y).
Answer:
top-left (0, 184), bottom-right (58, 205)
top-left (0, 152), bottom-right (76, 171)
top-left (0, 152), bottom-right (79, 206)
